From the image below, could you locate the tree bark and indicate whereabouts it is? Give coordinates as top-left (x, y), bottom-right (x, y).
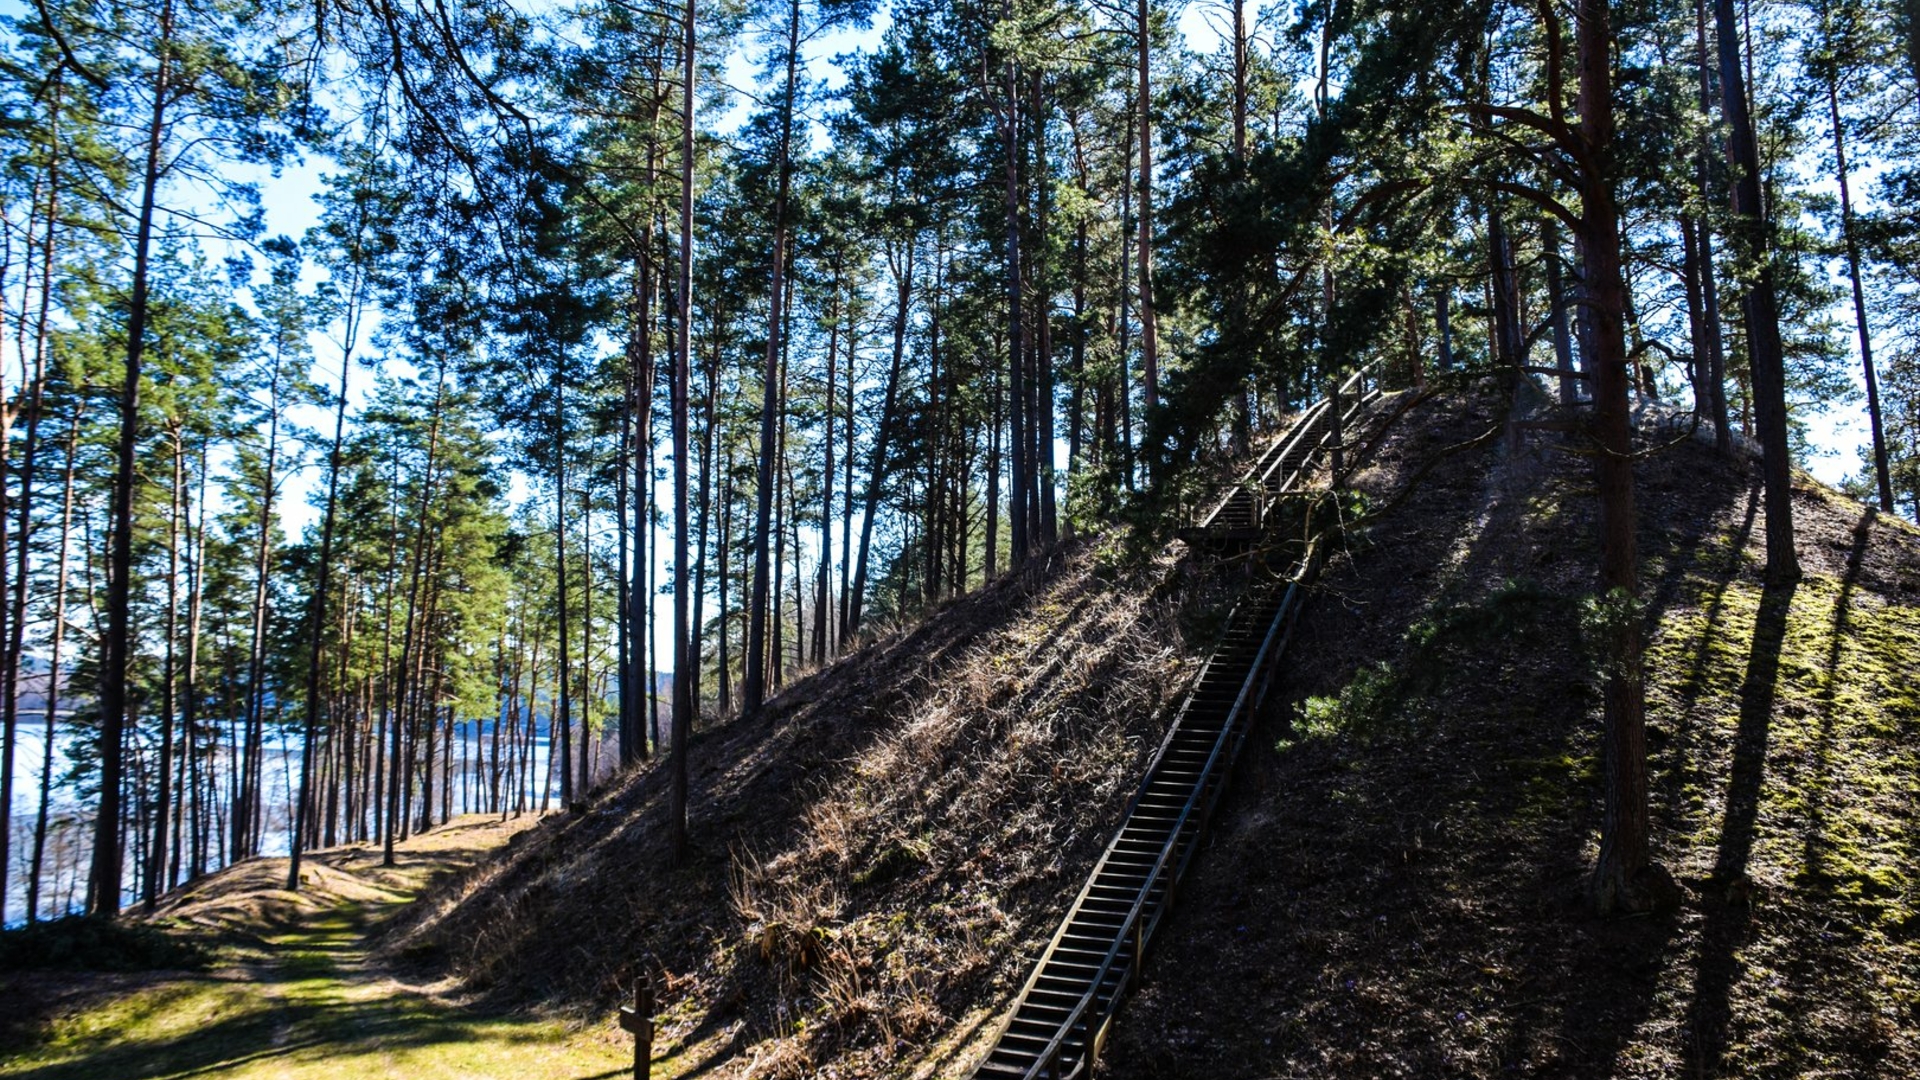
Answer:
top-left (847, 242), bottom-right (912, 639)
top-left (1824, 69), bottom-right (1894, 512)
top-left (385, 376), bottom-right (445, 865)
top-left (145, 430), bottom-right (184, 908)
top-left (743, 0), bottom-right (803, 715)
top-left (289, 246), bottom-right (362, 888)
top-left (813, 267), bottom-right (840, 664)
top-left (1577, 0), bottom-right (1662, 914)
top-left (669, 0), bottom-right (697, 863)
top-left (1032, 72), bottom-right (1058, 545)
top-left (1712, 0), bottom-right (1800, 582)
top-left (93, 0), bottom-right (175, 914)
top-left (1136, 0), bottom-right (1160, 416)
top-left (1692, 0), bottom-right (1734, 453)
top-left (555, 389), bottom-right (574, 809)
top-left (2, 129), bottom-right (57, 920)
top-left (27, 407), bottom-right (81, 920)
top-left (1545, 220), bottom-right (1578, 407)
top-left (1001, 18), bottom-right (1029, 566)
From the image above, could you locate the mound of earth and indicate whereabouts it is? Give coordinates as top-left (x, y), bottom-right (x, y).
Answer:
top-left (388, 513), bottom-right (1264, 1077)
top-left (1101, 384), bottom-right (1920, 1079)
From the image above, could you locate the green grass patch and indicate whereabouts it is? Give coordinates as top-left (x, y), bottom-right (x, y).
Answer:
top-left (0, 822), bottom-right (630, 1080)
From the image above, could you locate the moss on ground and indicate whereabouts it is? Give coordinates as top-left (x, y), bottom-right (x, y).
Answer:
top-left (1645, 567), bottom-right (1920, 1033)
top-left (1101, 385), bottom-right (1920, 1080)
top-left (0, 817), bottom-right (630, 1080)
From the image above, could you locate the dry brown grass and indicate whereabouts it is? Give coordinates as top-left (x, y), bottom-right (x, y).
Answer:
top-left (382, 528), bottom-right (1241, 1076)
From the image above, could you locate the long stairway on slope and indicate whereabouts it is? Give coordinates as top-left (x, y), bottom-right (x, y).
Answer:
top-left (971, 367), bottom-right (1382, 1080)
top-left (1190, 367), bottom-right (1380, 542)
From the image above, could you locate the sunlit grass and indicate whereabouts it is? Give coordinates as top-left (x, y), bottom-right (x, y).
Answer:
top-left (1, 818), bottom-right (633, 1080)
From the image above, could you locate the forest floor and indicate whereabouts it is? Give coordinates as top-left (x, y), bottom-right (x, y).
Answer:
top-left (1100, 384), bottom-right (1920, 1079)
top-left (0, 815), bottom-right (631, 1080)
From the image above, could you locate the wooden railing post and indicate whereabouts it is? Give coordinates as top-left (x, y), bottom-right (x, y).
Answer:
top-left (1329, 377), bottom-right (1345, 481)
top-left (620, 977), bottom-right (655, 1079)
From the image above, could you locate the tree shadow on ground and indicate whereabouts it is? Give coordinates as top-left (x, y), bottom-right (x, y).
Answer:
top-left (1682, 577), bottom-right (1795, 1077)
top-left (0, 984), bottom-right (568, 1080)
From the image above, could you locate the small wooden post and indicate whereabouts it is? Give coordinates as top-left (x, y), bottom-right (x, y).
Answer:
top-left (619, 978), bottom-right (654, 1079)
top-left (1329, 377), bottom-right (1345, 480)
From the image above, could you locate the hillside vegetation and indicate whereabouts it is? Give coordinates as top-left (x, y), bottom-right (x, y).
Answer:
top-left (386, 378), bottom-right (1920, 1080)
top-left (385, 515), bottom-right (1261, 1077)
top-left (1103, 383), bottom-right (1920, 1079)
top-left (9, 381), bottom-right (1915, 1080)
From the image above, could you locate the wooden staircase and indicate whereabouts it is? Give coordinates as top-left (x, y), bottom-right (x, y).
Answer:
top-left (1189, 366), bottom-right (1382, 542)
top-left (969, 580), bottom-right (1302, 1078)
top-left (971, 370), bottom-right (1380, 1079)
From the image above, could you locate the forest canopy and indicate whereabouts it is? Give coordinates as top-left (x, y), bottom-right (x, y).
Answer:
top-left (1, 0), bottom-right (1917, 921)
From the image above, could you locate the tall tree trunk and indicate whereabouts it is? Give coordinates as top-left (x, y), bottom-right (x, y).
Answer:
top-left (183, 442), bottom-right (210, 874)
top-left (617, 365), bottom-right (633, 765)
top-left (1069, 162), bottom-right (1088, 483)
top-left (986, 337), bottom-right (1002, 580)
top-left (1713, 0), bottom-right (1800, 582)
top-left (555, 388), bottom-right (574, 809)
top-left (649, 363), bottom-right (664, 750)
top-left (1545, 220), bottom-right (1579, 407)
top-left (93, 0), bottom-right (175, 914)
top-left (1004, 97), bottom-right (1029, 563)
top-left (617, 273), bottom-right (636, 766)
top-left (839, 309), bottom-right (856, 634)
top-left (384, 376), bottom-right (446, 866)
top-left (633, 135), bottom-right (660, 763)
top-left (144, 430), bottom-right (184, 909)
top-left (670, 0), bottom-right (697, 862)
top-left (717, 464), bottom-right (733, 714)
top-left (1032, 72), bottom-right (1058, 545)
top-left (1680, 214), bottom-right (1714, 418)
top-left (288, 283), bottom-right (358, 888)
top-left (237, 354), bottom-right (289, 861)
top-left (1228, 6), bottom-right (1255, 449)
top-left (1116, 115), bottom-right (1136, 491)
top-left (579, 492), bottom-right (594, 795)
top-left (27, 407), bottom-right (81, 920)
top-left (1577, 0), bottom-right (1662, 914)
top-left (690, 330), bottom-right (717, 722)
top-left (847, 242), bottom-right (912, 639)
top-left (1488, 206), bottom-right (1526, 374)
top-left (1136, 0), bottom-right (1159, 417)
top-left (814, 269), bottom-right (840, 664)
top-left (1824, 68), bottom-right (1894, 512)
top-left (1693, 0), bottom-right (1734, 453)
top-left (2, 155), bottom-right (56, 920)
top-left (744, 0), bottom-right (803, 715)
top-left (772, 304), bottom-right (791, 688)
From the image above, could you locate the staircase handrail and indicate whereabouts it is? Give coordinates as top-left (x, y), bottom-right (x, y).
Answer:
top-left (1017, 574), bottom-right (1304, 1080)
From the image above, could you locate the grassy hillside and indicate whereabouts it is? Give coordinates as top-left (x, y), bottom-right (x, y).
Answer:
top-left (384, 520), bottom-right (1257, 1077)
top-left (12, 379), bottom-right (1912, 1080)
top-left (1100, 384), bottom-right (1920, 1079)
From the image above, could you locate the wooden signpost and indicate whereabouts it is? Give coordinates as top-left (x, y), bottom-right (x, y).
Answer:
top-left (619, 979), bottom-right (654, 1079)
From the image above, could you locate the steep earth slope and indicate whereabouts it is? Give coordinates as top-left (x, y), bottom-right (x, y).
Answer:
top-left (393, 376), bottom-right (1919, 1080)
top-left (1101, 385), bottom-right (1920, 1079)
top-left (386, 520), bottom-right (1264, 1078)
